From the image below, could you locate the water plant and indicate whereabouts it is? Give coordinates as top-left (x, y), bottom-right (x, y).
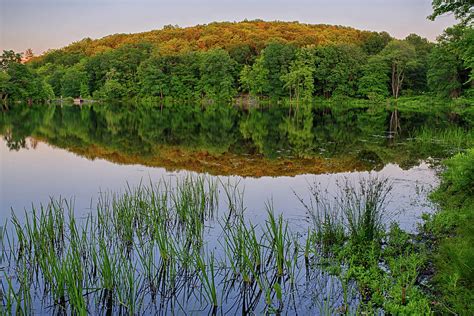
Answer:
top-left (0, 173), bottom-right (435, 314)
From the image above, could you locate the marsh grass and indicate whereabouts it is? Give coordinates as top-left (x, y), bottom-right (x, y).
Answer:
top-left (339, 177), bottom-right (392, 244)
top-left (1, 175), bottom-right (382, 314)
top-left (411, 126), bottom-right (474, 155)
top-left (298, 175), bottom-right (392, 250)
top-left (264, 206), bottom-right (292, 278)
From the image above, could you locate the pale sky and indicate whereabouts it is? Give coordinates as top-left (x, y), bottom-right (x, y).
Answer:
top-left (1, 0), bottom-right (457, 55)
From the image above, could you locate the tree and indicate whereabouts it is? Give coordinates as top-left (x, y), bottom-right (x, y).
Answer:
top-left (358, 56), bottom-right (390, 98)
top-left (428, 0), bottom-right (473, 25)
top-left (36, 63), bottom-right (65, 97)
top-left (61, 65), bottom-right (88, 97)
top-left (169, 52), bottom-right (201, 99)
top-left (85, 43), bottom-right (151, 97)
top-left (428, 45), bottom-right (463, 97)
top-left (260, 43), bottom-right (296, 99)
top-left (228, 44), bottom-right (256, 75)
top-left (0, 50), bottom-right (53, 104)
top-left (313, 44), bottom-right (367, 97)
top-left (404, 34), bottom-right (433, 93)
top-left (0, 71), bottom-right (11, 105)
top-left (427, 25), bottom-right (472, 98)
top-left (239, 58), bottom-right (270, 97)
top-left (94, 68), bottom-right (127, 99)
top-left (138, 52), bottom-right (202, 100)
top-left (281, 47), bottom-right (315, 104)
top-left (363, 32), bottom-right (392, 55)
top-left (0, 50), bottom-right (22, 70)
top-left (137, 55), bottom-right (172, 98)
top-left (460, 26), bottom-right (474, 84)
top-left (24, 49), bottom-right (34, 62)
top-left (239, 42), bottom-right (295, 99)
top-left (198, 49), bottom-right (236, 100)
top-left (380, 40), bottom-right (417, 98)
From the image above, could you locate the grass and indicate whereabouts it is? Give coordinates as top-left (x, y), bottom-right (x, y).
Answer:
top-left (410, 126), bottom-right (474, 157)
top-left (196, 251), bottom-right (218, 308)
top-left (264, 206), bottom-right (291, 278)
top-left (297, 176), bottom-right (392, 251)
top-left (0, 173), bottom-right (447, 314)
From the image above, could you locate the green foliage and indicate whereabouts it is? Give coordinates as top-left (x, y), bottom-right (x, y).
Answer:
top-left (428, 0), bottom-right (473, 25)
top-left (358, 55), bottom-right (390, 98)
top-left (460, 26), bottom-right (474, 84)
top-left (439, 148), bottom-right (474, 198)
top-left (239, 58), bottom-right (269, 96)
top-left (11, 21), bottom-right (471, 102)
top-left (198, 49), bottom-right (236, 100)
top-left (84, 43), bottom-right (152, 97)
top-left (427, 148), bottom-right (474, 314)
top-left (243, 42), bottom-right (296, 99)
top-left (313, 44), bottom-right (366, 97)
top-left (61, 64), bottom-right (88, 98)
top-left (428, 45), bottom-right (463, 97)
top-left (0, 50), bottom-right (22, 70)
top-left (404, 34), bottom-right (433, 93)
top-left (362, 31), bottom-right (392, 55)
top-left (428, 25), bottom-right (473, 98)
top-left (137, 50), bottom-right (235, 101)
top-left (281, 47), bottom-right (315, 102)
top-left (37, 63), bottom-right (66, 97)
top-left (0, 50), bottom-right (53, 103)
top-left (94, 78), bottom-right (127, 100)
top-left (380, 40), bottom-right (418, 98)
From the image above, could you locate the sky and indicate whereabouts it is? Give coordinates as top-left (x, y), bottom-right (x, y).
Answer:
top-left (1, 0), bottom-right (457, 55)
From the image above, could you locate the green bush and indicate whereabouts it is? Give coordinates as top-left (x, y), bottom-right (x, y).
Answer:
top-left (435, 148), bottom-right (474, 204)
top-left (429, 147), bottom-right (474, 314)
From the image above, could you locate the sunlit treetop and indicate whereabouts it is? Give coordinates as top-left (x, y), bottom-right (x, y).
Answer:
top-left (31, 20), bottom-right (379, 62)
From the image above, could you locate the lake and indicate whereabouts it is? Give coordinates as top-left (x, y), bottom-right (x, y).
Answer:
top-left (0, 102), bottom-right (467, 314)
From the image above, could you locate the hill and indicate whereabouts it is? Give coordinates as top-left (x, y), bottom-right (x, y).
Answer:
top-left (34, 20), bottom-right (381, 61)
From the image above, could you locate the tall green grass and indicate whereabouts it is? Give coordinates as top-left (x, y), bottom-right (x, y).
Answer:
top-left (298, 176), bottom-right (392, 250)
top-left (1, 173), bottom-right (407, 314)
top-left (411, 126), bottom-right (474, 155)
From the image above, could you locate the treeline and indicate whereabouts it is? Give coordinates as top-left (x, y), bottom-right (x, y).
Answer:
top-left (0, 20), bottom-right (473, 104)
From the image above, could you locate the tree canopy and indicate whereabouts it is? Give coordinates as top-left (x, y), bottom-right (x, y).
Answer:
top-left (1, 20), bottom-right (472, 104)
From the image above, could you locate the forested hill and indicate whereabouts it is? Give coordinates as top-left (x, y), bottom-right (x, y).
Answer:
top-left (33, 21), bottom-right (378, 61)
top-left (1, 20), bottom-right (472, 103)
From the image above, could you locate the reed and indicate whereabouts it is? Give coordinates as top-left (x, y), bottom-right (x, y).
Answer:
top-left (412, 126), bottom-right (474, 153)
top-left (338, 176), bottom-right (392, 244)
top-left (1, 175), bottom-right (358, 314)
top-left (196, 251), bottom-right (218, 307)
top-left (264, 205), bottom-right (290, 277)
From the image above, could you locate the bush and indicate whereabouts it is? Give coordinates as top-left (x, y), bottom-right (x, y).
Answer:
top-left (429, 147), bottom-right (474, 314)
top-left (434, 148), bottom-right (474, 204)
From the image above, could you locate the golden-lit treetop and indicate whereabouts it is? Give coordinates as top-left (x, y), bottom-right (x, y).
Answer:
top-left (36, 20), bottom-right (375, 59)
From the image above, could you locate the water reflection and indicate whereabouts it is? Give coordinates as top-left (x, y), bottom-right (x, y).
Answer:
top-left (0, 102), bottom-right (465, 177)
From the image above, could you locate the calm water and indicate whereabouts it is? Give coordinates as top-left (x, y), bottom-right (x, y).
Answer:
top-left (1, 137), bottom-right (438, 232)
top-left (1, 102), bottom-right (463, 314)
top-left (1, 102), bottom-right (451, 229)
